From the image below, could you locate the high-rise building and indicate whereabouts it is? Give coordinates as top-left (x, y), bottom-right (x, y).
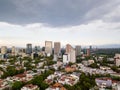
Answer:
top-left (75, 45), bottom-right (81, 56)
top-left (87, 49), bottom-right (90, 56)
top-left (45, 41), bottom-right (52, 55)
top-left (65, 44), bottom-right (72, 54)
top-left (89, 45), bottom-right (92, 51)
top-left (11, 46), bottom-right (16, 55)
top-left (1, 46), bottom-right (7, 54)
top-left (34, 46), bottom-right (40, 53)
top-left (54, 42), bottom-right (61, 55)
top-left (70, 48), bottom-right (76, 63)
top-left (26, 44), bottom-right (32, 55)
top-left (63, 44), bottom-right (76, 63)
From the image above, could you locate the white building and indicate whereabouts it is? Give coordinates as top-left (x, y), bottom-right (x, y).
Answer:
top-left (63, 44), bottom-right (76, 64)
top-left (53, 54), bottom-right (58, 61)
top-left (63, 54), bottom-right (70, 64)
top-left (63, 49), bottom-right (76, 64)
top-left (1, 46), bottom-right (7, 54)
top-left (88, 60), bottom-right (94, 65)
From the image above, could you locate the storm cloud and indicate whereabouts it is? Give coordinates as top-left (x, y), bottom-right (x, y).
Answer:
top-left (0, 0), bottom-right (120, 27)
top-left (0, 0), bottom-right (120, 47)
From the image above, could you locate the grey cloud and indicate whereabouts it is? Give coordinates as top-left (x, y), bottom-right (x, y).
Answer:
top-left (0, 0), bottom-right (120, 27)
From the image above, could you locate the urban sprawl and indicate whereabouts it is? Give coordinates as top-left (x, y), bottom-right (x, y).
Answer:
top-left (0, 41), bottom-right (120, 90)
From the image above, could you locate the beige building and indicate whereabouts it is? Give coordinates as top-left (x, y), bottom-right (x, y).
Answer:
top-left (63, 44), bottom-right (76, 63)
top-left (1, 46), bottom-right (7, 54)
top-left (45, 41), bottom-right (52, 55)
top-left (66, 44), bottom-right (72, 54)
top-left (11, 46), bottom-right (16, 55)
top-left (88, 60), bottom-right (94, 65)
top-left (87, 49), bottom-right (90, 56)
top-left (70, 48), bottom-right (76, 63)
top-left (54, 42), bottom-right (61, 55)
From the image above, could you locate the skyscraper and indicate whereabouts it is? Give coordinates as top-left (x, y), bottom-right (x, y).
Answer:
top-left (63, 44), bottom-right (76, 63)
top-left (70, 48), bottom-right (76, 63)
top-left (89, 45), bottom-right (92, 51)
top-left (11, 46), bottom-right (16, 55)
top-left (54, 42), bottom-right (61, 55)
top-left (1, 46), bottom-right (7, 54)
top-left (87, 49), bottom-right (90, 56)
top-left (65, 44), bottom-right (72, 54)
top-left (75, 45), bottom-right (81, 56)
top-left (45, 41), bottom-right (52, 55)
top-left (26, 44), bottom-right (32, 55)
top-left (34, 46), bottom-right (40, 53)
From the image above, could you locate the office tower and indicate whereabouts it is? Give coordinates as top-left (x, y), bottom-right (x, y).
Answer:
top-left (54, 42), bottom-right (61, 55)
top-left (65, 44), bottom-right (72, 54)
top-left (75, 45), bottom-right (81, 56)
top-left (11, 46), bottom-right (16, 55)
top-left (114, 54), bottom-right (120, 67)
top-left (45, 41), bottom-right (52, 56)
top-left (70, 48), bottom-right (76, 63)
top-left (1, 46), bottom-right (7, 54)
top-left (90, 45), bottom-right (92, 51)
top-left (26, 44), bottom-right (32, 55)
top-left (34, 46), bottom-right (40, 53)
top-left (63, 44), bottom-right (76, 63)
top-left (87, 49), bottom-right (90, 56)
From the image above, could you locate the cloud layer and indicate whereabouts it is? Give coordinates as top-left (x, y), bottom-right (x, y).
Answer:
top-left (0, 20), bottom-right (120, 47)
top-left (0, 0), bottom-right (120, 47)
top-left (0, 0), bottom-right (120, 26)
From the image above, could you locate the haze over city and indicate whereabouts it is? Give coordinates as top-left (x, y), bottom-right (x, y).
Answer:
top-left (0, 0), bottom-right (120, 47)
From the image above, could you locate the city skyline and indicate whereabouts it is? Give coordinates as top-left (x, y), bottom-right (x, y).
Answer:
top-left (0, 0), bottom-right (120, 47)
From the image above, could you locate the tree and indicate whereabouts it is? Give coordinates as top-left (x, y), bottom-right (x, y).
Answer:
top-left (12, 81), bottom-right (23, 90)
top-left (40, 82), bottom-right (49, 90)
top-left (111, 66), bottom-right (120, 73)
top-left (79, 73), bottom-right (96, 90)
top-left (7, 66), bottom-right (17, 76)
top-left (88, 63), bottom-right (99, 68)
top-left (32, 75), bottom-right (43, 86)
top-left (30, 70), bottom-right (53, 90)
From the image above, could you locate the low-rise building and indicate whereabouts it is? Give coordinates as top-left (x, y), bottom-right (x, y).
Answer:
top-left (58, 74), bottom-right (79, 86)
top-left (21, 84), bottom-right (39, 90)
top-left (46, 83), bottom-right (66, 90)
top-left (95, 77), bottom-right (112, 88)
top-left (88, 60), bottom-right (94, 65)
top-left (65, 66), bottom-right (76, 72)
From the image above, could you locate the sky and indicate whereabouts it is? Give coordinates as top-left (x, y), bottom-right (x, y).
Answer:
top-left (0, 0), bottom-right (120, 47)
